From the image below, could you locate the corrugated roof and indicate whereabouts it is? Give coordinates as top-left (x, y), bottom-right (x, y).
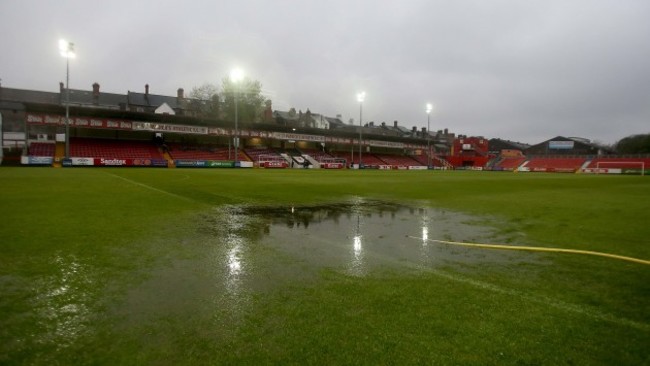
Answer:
top-left (65, 88), bottom-right (126, 109)
top-left (128, 91), bottom-right (180, 109)
top-left (0, 87), bottom-right (59, 105)
top-left (273, 110), bottom-right (300, 120)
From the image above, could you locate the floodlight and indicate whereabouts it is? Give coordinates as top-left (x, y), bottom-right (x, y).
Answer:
top-left (230, 68), bottom-right (244, 83)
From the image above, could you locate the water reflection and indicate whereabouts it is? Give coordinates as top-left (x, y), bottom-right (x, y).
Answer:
top-left (31, 253), bottom-right (93, 352)
top-left (205, 199), bottom-right (528, 280)
top-left (228, 246), bottom-right (242, 273)
top-left (422, 226), bottom-right (429, 244)
top-left (214, 206), bottom-right (251, 296)
top-left (349, 213), bottom-right (365, 275)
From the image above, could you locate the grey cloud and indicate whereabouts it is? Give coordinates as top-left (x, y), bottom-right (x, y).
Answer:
top-left (1, 0), bottom-right (648, 144)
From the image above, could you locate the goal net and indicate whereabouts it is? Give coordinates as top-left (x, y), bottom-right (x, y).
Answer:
top-left (319, 157), bottom-right (347, 169)
top-left (257, 154), bottom-right (288, 168)
top-left (595, 161), bottom-right (645, 175)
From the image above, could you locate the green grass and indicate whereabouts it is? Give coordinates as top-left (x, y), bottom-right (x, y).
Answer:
top-left (1, 167), bottom-right (649, 365)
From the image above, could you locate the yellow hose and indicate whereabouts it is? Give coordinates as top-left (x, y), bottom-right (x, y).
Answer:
top-left (408, 236), bottom-right (650, 266)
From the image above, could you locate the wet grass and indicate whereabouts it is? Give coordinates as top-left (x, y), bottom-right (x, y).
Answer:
top-left (0, 167), bottom-right (649, 365)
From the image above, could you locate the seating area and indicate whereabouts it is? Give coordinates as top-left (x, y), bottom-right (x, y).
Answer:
top-left (29, 142), bottom-right (55, 157)
top-left (168, 144), bottom-right (246, 161)
top-left (375, 154), bottom-right (423, 167)
top-left (410, 154), bottom-right (428, 166)
top-left (495, 157), bottom-right (527, 170)
top-left (411, 154), bottom-right (450, 167)
top-left (299, 149), bottom-right (335, 162)
top-left (328, 151), bottom-right (385, 166)
top-left (244, 147), bottom-right (284, 163)
top-left (524, 157), bottom-right (587, 172)
top-left (70, 138), bottom-right (163, 159)
top-left (358, 154), bottom-right (389, 167)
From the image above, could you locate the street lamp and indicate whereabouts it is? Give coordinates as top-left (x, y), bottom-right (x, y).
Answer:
top-left (426, 103), bottom-right (433, 168)
top-left (357, 92), bottom-right (365, 169)
top-left (59, 39), bottom-right (75, 160)
top-left (230, 68), bottom-right (244, 167)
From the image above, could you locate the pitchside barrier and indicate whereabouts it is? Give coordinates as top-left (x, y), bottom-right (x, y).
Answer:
top-left (175, 160), bottom-right (234, 168)
top-left (21, 156), bottom-right (54, 165)
top-left (60, 158), bottom-right (169, 167)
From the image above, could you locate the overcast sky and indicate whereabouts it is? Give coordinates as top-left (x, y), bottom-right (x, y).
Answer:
top-left (1, 0), bottom-right (649, 144)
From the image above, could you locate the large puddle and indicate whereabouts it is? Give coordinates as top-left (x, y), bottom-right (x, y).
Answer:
top-left (116, 198), bottom-right (536, 330)
top-left (202, 198), bottom-right (532, 280)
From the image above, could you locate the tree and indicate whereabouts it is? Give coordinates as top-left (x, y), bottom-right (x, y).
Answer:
top-left (188, 83), bottom-right (220, 119)
top-left (615, 133), bottom-right (650, 154)
top-left (221, 77), bottom-right (266, 124)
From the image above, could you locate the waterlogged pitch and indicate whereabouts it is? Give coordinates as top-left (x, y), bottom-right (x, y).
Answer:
top-left (0, 168), bottom-right (648, 365)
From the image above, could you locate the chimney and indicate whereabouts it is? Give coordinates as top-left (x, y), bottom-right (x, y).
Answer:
top-left (412, 126), bottom-right (417, 132)
top-left (91, 83), bottom-right (99, 104)
top-left (60, 82), bottom-right (64, 93)
top-left (177, 88), bottom-right (184, 99)
top-left (394, 120), bottom-right (398, 127)
top-left (381, 122), bottom-right (386, 127)
top-left (264, 99), bottom-right (273, 121)
top-left (145, 84), bottom-right (149, 96)
top-left (369, 122), bottom-right (374, 127)
top-left (422, 127), bottom-right (427, 133)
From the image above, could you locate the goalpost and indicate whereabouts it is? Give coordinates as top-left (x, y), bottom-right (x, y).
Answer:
top-left (319, 157), bottom-right (347, 169)
top-left (257, 154), bottom-right (288, 168)
top-left (595, 161), bottom-right (645, 176)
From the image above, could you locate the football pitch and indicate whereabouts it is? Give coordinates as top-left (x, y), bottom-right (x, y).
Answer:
top-left (1, 167), bottom-right (649, 365)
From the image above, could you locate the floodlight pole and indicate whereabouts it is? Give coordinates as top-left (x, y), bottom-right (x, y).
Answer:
top-left (426, 103), bottom-right (433, 169)
top-left (359, 101), bottom-right (362, 168)
top-left (230, 68), bottom-right (244, 167)
top-left (59, 40), bottom-right (75, 160)
top-left (234, 89), bottom-right (239, 167)
top-left (357, 92), bottom-right (365, 169)
top-left (65, 57), bottom-right (70, 160)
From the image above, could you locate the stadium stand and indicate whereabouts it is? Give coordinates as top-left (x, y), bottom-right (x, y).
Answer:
top-left (524, 157), bottom-right (587, 172)
top-left (299, 149), bottom-right (334, 162)
top-left (374, 154), bottom-right (423, 167)
top-left (360, 154), bottom-right (390, 167)
top-left (70, 138), bottom-right (164, 159)
top-left (29, 142), bottom-right (55, 157)
top-left (495, 157), bottom-right (527, 171)
top-left (410, 154), bottom-right (449, 167)
top-left (328, 151), bottom-right (387, 167)
top-left (244, 147), bottom-right (284, 163)
top-left (168, 144), bottom-right (246, 161)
